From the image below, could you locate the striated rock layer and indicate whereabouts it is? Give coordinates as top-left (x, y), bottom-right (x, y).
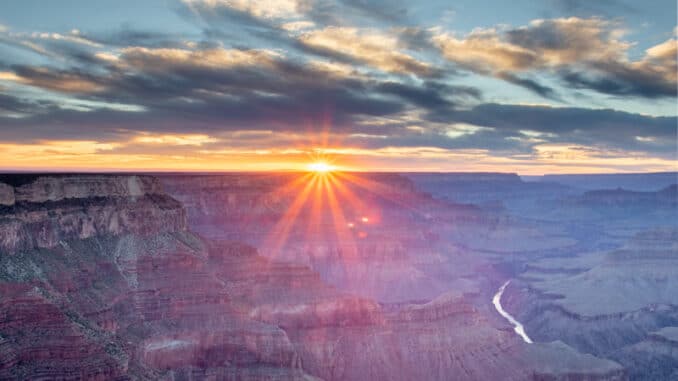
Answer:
top-left (0, 175), bottom-right (184, 253)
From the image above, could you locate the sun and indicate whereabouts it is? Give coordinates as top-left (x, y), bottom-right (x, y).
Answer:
top-left (307, 161), bottom-right (335, 173)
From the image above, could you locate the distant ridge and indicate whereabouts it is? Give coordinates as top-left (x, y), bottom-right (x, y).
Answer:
top-left (526, 172), bottom-right (678, 191)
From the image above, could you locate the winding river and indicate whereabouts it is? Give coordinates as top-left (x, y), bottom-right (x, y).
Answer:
top-left (492, 280), bottom-right (533, 344)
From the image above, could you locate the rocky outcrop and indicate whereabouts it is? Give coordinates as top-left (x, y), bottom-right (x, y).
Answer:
top-left (0, 175), bottom-right (185, 253)
top-left (574, 185), bottom-right (677, 209)
top-left (0, 183), bottom-right (14, 206)
top-left (1, 174), bottom-right (163, 203)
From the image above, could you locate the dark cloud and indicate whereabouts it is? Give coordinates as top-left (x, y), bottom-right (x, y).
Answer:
top-left (0, 46), bottom-right (412, 141)
top-left (0, 93), bottom-right (55, 116)
top-left (498, 72), bottom-right (560, 100)
top-left (376, 80), bottom-right (481, 110)
top-left (93, 28), bottom-right (187, 48)
top-left (397, 28), bottom-right (439, 53)
top-left (452, 103), bottom-right (677, 154)
top-left (559, 64), bottom-right (678, 98)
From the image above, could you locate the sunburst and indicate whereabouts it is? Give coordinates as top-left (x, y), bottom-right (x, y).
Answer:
top-left (307, 161), bottom-right (335, 173)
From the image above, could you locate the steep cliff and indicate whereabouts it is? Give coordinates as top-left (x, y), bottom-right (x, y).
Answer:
top-left (0, 175), bottom-right (185, 253)
top-left (0, 175), bottom-right (316, 380)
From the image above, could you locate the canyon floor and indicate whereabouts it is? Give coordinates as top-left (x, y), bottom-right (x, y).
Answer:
top-left (0, 172), bottom-right (675, 380)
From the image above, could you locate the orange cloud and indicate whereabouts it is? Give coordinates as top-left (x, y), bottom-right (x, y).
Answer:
top-left (0, 68), bottom-right (103, 93)
top-left (133, 134), bottom-right (218, 146)
top-left (300, 27), bottom-right (433, 76)
top-left (120, 47), bottom-right (280, 71)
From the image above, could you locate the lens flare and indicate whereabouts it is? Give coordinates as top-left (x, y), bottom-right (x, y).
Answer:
top-left (308, 161), bottom-right (334, 173)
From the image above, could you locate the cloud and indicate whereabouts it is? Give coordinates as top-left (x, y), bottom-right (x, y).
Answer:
top-left (451, 103), bottom-right (677, 155)
top-left (0, 93), bottom-right (55, 117)
top-left (183, 0), bottom-right (305, 20)
top-left (133, 133), bottom-right (218, 146)
top-left (118, 46), bottom-right (281, 72)
top-left (375, 81), bottom-right (480, 110)
top-left (281, 21), bottom-right (316, 31)
top-left (497, 73), bottom-right (560, 100)
top-left (505, 18), bottom-right (628, 65)
top-left (8, 65), bottom-right (105, 93)
top-left (434, 28), bottom-right (539, 73)
top-left (3, 40), bottom-right (673, 160)
top-left (0, 44), bottom-right (414, 141)
top-left (0, 8), bottom-right (675, 173)
top-left (433, 17), bottom-right (677, 98)
top-left (88, 28), bottom-right (194, 49)
top-left (177, 0), bottom-right (427, 76)
top-left (299, 27), bottom-right (435, 76)
top-left (559, 35), bottom-right (677, 98)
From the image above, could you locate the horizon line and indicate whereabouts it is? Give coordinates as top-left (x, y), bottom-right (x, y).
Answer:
top-left (0, 169), bottom-right (676, 177)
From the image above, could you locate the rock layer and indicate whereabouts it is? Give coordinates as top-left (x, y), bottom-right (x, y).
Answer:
top-left (0, 175), bottom-right (185, 253)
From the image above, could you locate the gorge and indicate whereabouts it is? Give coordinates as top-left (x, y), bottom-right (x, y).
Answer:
top-left (0, 172), bottom-right (675, 380)
top-left (493, 281), bottom-right (533, 344)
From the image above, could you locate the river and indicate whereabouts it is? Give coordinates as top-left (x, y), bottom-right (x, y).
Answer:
top-left (492, 280), bottom-right (533, 344)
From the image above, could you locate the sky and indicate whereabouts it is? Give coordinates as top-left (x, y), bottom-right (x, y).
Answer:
top-left (0, 0), bottom-right (676, 174)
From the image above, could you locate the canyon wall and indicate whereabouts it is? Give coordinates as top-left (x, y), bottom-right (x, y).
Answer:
top-left (0, 175), bottom-right (185, 253)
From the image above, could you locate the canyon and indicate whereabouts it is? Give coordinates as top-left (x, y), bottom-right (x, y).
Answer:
top-left (0, 172), bottom-right (675, 380)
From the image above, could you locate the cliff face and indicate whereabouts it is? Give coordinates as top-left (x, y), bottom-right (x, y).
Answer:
top-left (0, 175), bottom-right (317, 380)
top-left (0, 175), bottom-right (185, 253)
top-left (3, 175), bottom-right (163, 203)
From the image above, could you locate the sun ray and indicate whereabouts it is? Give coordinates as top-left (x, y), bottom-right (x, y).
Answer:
top-left (322, 175), bottom-right (359, 261)
top-left (262, 173), bottom-right (319, 260)
top-left (308, 161), bottom-right (335, 173)
top-left (334, 171), bottom-right (426, 215)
